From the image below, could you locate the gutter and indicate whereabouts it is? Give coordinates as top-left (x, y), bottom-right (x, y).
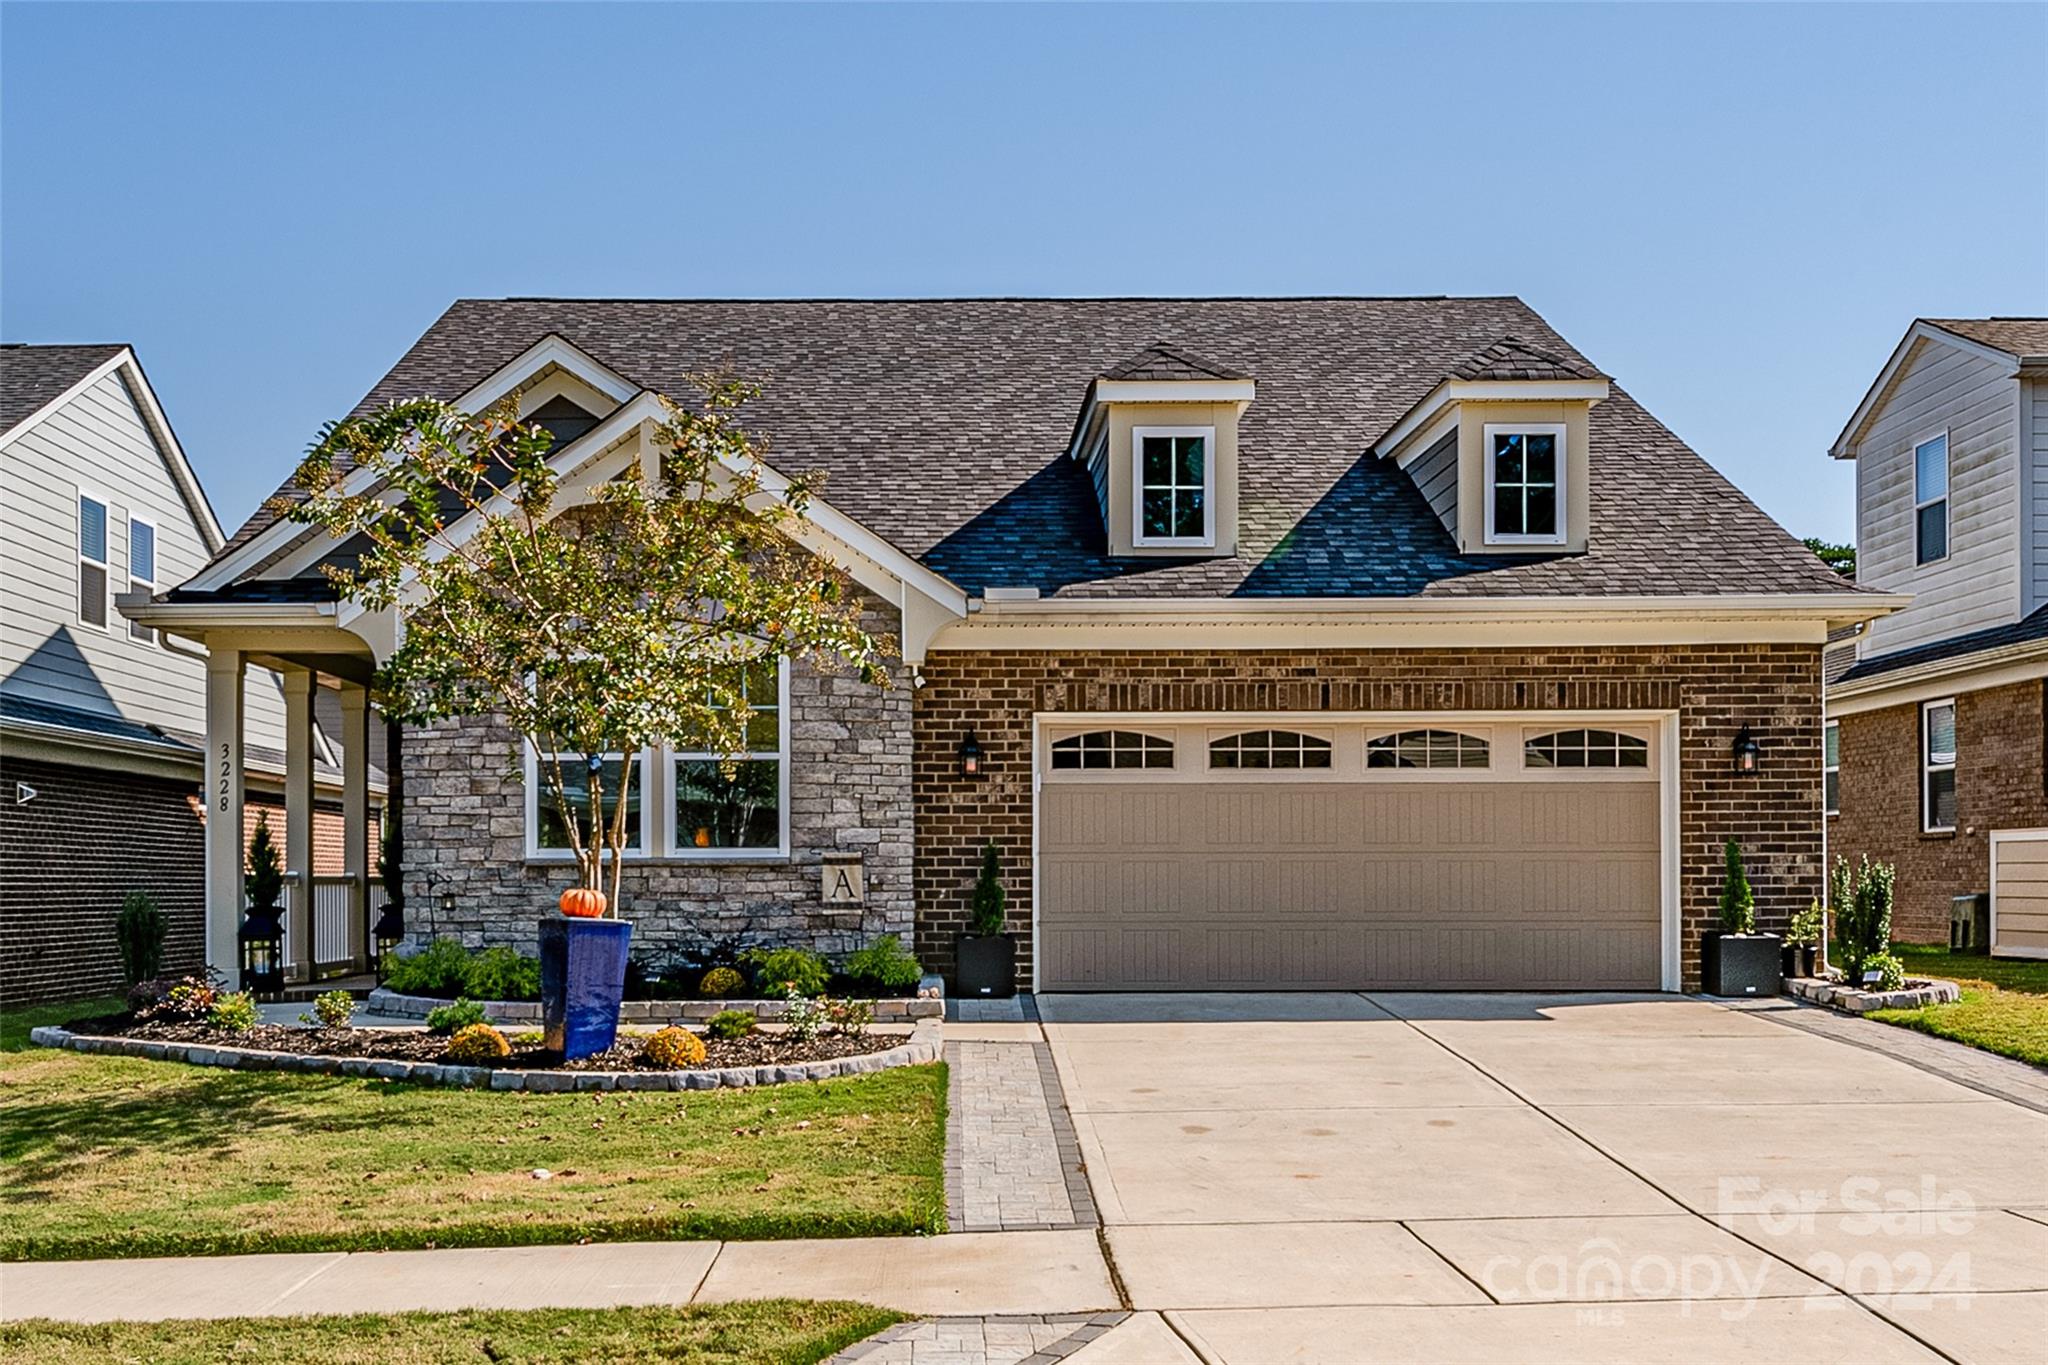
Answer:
top-left (1826, 635), bottom-right (2048, 703)
top-left (967, 592), bottom-right (1909, 627)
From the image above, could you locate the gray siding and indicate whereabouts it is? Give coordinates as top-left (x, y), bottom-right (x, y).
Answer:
top-left (1405, 427), bottom-right (1459, 539)
top-left (0, 368), bottom-right (292, 745)
top-left (1855, 338), bottom-right (2021, 654)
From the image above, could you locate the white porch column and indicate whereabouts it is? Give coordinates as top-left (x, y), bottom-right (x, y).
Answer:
top-left (282, 668), bottom-right (317, 981)
top-left (203, 649), bottom-right (246, 977)
top-left (340, 683), bottom-right (371, 969)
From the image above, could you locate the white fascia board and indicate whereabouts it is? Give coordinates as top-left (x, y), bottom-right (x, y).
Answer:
top-left (966, 592), bottom-right (1906, 623)
top-left (1390, 406), bottom-right (1461, 469)
top-left (1825, 639), bottom-right (2048, 714)
top-left (1830, 321), bottom-right (2020, 459)
top-left (1091, 379), bottom-right (1256, 404)
top-left (1372, 379), bottom-right (1611, 460)
top-left (453, 332), bottom-right (639, 413)
top-left (117, 596), bottom-right (340, 630)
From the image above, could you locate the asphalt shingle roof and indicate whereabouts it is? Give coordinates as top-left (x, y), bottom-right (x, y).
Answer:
top-left (218, 297), bottom-right (1863, 601)
top-left (1100, 342), bottom-right (1249, 381)
top-left (1449, 336), bottom-right (1604, 382)
top-left (1925, 318), bottom-right (2048, 360)
top-left (0, 343), bottom-right (126, 436)
top-left (1835, 607), bottom-right (2048, 686)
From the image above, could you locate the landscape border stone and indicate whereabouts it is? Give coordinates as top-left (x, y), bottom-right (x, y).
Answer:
top-left (363, 985), bottom-right (943, 1024)
top-left (29, 1020), bottom-right (943, 1091)
top-left (1783, 975), bottom-right (1963, 1014)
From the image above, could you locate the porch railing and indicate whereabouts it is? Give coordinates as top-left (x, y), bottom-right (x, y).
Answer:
top-left (282, 875), bottom-right (388, 978)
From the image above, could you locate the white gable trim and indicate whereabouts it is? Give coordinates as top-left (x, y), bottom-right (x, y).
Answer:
top-left (0, 347), bottom-right (224, 552)
top-left (1093, 378), bottom-right (1257, 404)
top-left (1830, 320), bottom-right (2020, 460)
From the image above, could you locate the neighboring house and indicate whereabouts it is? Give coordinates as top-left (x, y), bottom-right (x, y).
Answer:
top-left (131, 298), bottom-right (1897, 994)
top-left (1824, 317), bottom-right (2048, 954)
top-left (0, 344), bottom-right (383, 1004)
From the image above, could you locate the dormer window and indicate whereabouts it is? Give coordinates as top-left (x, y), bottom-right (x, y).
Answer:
top-left (1484, 424), bottom-right (1566, 546)
top-left (1134, 426), bottom-right (1215, 548)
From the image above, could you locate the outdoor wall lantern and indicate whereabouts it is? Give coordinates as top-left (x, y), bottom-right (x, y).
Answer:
top-left (440, 889), bottom-right (457, 918)
top-left (239, 904), bottom-right (285, 998)
top-left (958, 730), bottom-right (984, 778)
top-left (1732, 725), bottom-right (1762, 776)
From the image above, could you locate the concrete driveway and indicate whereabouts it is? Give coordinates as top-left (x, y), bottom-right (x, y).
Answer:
top-left (1039, 992), bottom-right (2048, 1364)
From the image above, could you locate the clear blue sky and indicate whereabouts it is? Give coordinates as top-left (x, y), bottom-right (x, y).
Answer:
top-left (5, 2), bottom-right (2043, 546)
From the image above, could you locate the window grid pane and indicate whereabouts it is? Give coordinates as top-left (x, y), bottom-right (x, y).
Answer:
top-left (1208, 730), bottom-right (1333, 771)
top-left (79, 496), bottom-right (107, 562)
top-left (129, 519), bottom-right (155, 583)
top-left (1915, 435), bottom-right (1949, 502)
top-left (1491, 432), bottom-right (1559, 538)
top-left (1051, 731), bottom-right (1174, 770)
top-left (1523, 729), bottom-right (1648, 769)
top-left (675, 757), bottom-right (781, 850)
top-left (1139, 434), bottom-right (1206, 540)
top-left (1365, 729), bottom-right (1490, 770)
top-left (536, 757), bottom-right (640, 851)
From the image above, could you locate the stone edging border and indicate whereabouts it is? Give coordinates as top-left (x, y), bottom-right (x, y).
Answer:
top-left (364, 985), bottom-right (943, 1024)
top-left (1783, 975), bottom-right (1962, 1015)
top-left (29, 1019), bottom-right (942, 1092)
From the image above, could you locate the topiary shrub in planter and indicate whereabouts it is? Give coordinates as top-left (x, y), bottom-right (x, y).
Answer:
top-left (1701, 839), bottom-right (1781, 997)
top-left (956, 842), bottom-right (1015, 999)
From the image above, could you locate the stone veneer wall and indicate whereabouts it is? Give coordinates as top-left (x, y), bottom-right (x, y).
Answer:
top-left (399, 601), bottom-right (912, 962)
top-left (912, 643), bottom-right (1825, 990)
top-left (1829, 679), bottom-right (2047, 943)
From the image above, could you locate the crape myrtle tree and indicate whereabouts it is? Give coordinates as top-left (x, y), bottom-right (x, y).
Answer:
top-left (284, 378), bottom-right (890, 911)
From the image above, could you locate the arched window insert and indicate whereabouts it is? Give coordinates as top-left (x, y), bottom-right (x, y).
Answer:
top-left (1050, 730), bottom-right (1174, 771)
top-left (1365, 729), bottom-right (1489, 770)
top-left (1209, 730), bottom-right (1333, 770)
top-left (1524, 728), bottom-right (1649, 769)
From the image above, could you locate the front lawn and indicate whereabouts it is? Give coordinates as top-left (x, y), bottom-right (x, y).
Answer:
top-left (0, 1301), bottom-right (900, 1365)
top-left (0, 999), bottom-right (946, 1261)
top-left (1864, 943), bottom-right (2048, 1067)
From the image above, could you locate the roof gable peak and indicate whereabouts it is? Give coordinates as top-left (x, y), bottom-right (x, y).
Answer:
top-left (1100, 341), bottom-right (1248, 382)
top-left (1449, 335), bottom-right (1604, 383)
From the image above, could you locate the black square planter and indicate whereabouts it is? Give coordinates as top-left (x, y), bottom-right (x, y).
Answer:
top-left (1702, 931), bottom-right (1782, 997)
top-left (955, 934), bottom-right (1016, 999)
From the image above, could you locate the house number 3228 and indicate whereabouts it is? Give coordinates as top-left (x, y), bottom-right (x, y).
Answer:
top-left (218, 743), bottom-right (233, 812)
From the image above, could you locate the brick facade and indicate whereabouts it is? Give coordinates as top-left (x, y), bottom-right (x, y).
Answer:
top-left (1829, 679), bottom-right (2048, 943)
top-left (0, 755), bottom-right (206, 1005)
top-left (912, 644), bottom-right (1825, 990)
top-left (399, 601), bottom-right (912, 963)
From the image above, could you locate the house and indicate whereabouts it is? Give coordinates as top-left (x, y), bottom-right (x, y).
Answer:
top-left (129, 297), bottom-right (1899, 994)
top-left (0, 343), bottom-right (383, 1004)
top-left (1824, 317), bottom-right (2048, 955)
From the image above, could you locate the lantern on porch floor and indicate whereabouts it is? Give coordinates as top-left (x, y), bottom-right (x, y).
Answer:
top-left (371, 902), bottom-right (405, 982)
top-left (239, 904), bottom-right (285, 998)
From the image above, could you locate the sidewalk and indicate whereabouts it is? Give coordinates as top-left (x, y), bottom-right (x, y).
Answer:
top-left (0, 1231), bottom-right (1117, 1325)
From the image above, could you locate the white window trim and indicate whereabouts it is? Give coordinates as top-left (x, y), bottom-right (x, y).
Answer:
top-left (1131, 425), bottom-right (1217, 549)
top-left (127, 513), bottom-right (158, 644)
top-left (1912, 429), bottom-right (1950, 567)
top-left (76, 487), bottom-right (111, 631)
top-left (1922, 697), bottom-right (1957, 834)
top-left (1482, 422), bottom-right (1568, 547)
top-left (667, 657), bottom-right (792, 860)
top-left (524, 747), bottom-right (651, 861)
top-left (1823, 718), bottom-right (1840, 817)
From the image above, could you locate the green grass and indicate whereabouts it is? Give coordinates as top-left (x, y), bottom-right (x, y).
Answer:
top-left (0, 1301), bottom-right (901, 1364)
top-left (0, 999), bottom-right (946, 1261)
top-left (1864, 943), bottom-right (2048, 1067)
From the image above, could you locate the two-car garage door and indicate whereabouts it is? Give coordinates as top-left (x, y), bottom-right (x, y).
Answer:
top-left (1036, 719), bottom-right (1666, 991)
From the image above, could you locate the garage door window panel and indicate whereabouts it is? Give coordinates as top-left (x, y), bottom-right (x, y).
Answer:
top-left (1524, 728), bottom-right (1650, 771)
top-left (1365, 728), bottom-right (1490, 770)
top-left (1208, 729), bottom-right (1333, 771)
top-left (1049, 730), bottom-right (1175, 772)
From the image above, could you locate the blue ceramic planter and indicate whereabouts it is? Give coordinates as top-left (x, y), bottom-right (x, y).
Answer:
top-left (539, 917), bottom-right (633, 1060)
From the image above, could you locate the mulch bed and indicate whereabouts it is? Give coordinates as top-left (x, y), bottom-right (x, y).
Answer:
top-left (61, 1014), bottom-right (900, 1072)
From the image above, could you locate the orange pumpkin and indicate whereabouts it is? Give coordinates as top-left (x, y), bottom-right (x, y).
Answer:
top-left (559, 887), bottom-right (607, 919)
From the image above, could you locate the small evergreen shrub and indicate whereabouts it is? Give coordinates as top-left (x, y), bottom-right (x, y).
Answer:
top-left (843, 934), bottom-right (922, 993)
top-left (386, 939), bottom-right (473, 996)
top-left (508, 1029), bottom-right (546, 1047)
top-left (245, 813), bottom-right (284, 913)
top-left (698, 966), bottom-right (745, 999)
top-left (464, 946), bottom-right (541, 1001)
top-left (706, 1008), bottom-right (757, 1040)
top-left (208, 991), bottom-right (259, 1033)
top-left (741, 946), bottom-right (829, 997)
top-left (1718, 840), bottom-right (1755, 934)
top-left (425, 997), bottom-right (488, 1034)
top-left (969, 842), bottom-right (1006, 937)
top-left (1833, 855), bottom-right (1896, 983)
top-left (299, 990), bottom-right (356, 1029)
top-left (444, 1022), bottom-right (511, 1064)
top-left (115, 891), bottom-right (168, 987)
top-left (643, 1026), bottom-right (707, 1068)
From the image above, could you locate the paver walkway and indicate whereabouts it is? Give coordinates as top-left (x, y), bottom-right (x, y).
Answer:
top-left (830, 1312), bottom-right (1130, 1364)
top-left (945, 1034), bottom-right (1096, 1232)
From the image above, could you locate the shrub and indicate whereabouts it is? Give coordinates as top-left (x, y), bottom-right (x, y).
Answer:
top-left (1834, 855), bottom-right (1896, 983)
top-left (843, 934), bottom-right (922, 993)
top-left (698, 966), bottom-right (746, 999)
top-left (706, 1008), bottom-right (757, 1041)
top-left (150, 977), bottom-right (217, 1022)
top-left (741, 946), bottom-right (829, 998)
top-left (444, 1022), bottom-right (511, 1064)
top-left (1717, 840), bottom-right (1755, 934)
top-left (464, 946), bottom-right (541, 1001)
top-left (824, 997), bottom-right (874, 1037)
top-left (1864, 952), bottom-right (1906, 991)
top-left (385, 939), bottom-right (473, 997)
top-left (782, 988), bottom-right (826, 1042)
top-left (115, 891), bottom-right (168, 987)
top-left (245, 812), bottom-right (284, 913)
top-left (508, 1029), bottom-right (546, 1047)
top-left (1788, 900), bottom-right (1825, 947)
top-left (209, 991), bottom-right (259, 1033)
top-left (969, 842), bottom-right (1006, 937)
top-left (299, 990), bottom-right (356, 1029)
top-left (425, 997), bottom-right (487, 1034)
top-left (643, 1026), bottom-right (707, 1068)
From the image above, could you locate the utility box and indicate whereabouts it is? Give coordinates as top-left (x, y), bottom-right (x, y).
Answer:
top-left (1950, 894), bottom-right (1990, 954)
